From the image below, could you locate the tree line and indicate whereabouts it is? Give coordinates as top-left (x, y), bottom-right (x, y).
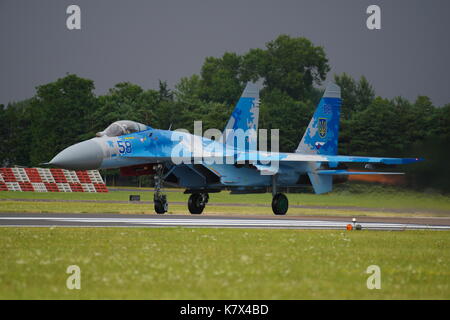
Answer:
top-left (1, 35), bottom-right (449, 192)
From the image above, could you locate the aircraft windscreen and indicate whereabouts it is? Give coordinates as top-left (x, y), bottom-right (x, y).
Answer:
top-left (98, 120), bottom-right (148, 137)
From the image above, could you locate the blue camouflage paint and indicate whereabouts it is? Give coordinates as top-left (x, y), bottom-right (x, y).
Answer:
top-left (221, 82), bottom-right (260, 150)
top-left (227, 97), bottom-right (258, 131)
top-left (51, 82), bottom-right (423, 196)
top-left (297, 96), bottom-right (342, 155)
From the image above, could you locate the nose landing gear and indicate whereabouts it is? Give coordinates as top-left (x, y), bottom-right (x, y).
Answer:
top-left (153, 164), bottom-right (168, 214)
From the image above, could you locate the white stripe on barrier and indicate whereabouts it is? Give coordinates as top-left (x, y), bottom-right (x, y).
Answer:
top-left (5, 182), bottom-right (21, 191)
top-left (12, 168), bottom-right (29, 182)
top-left (31, 183), bottom-right (47, 192)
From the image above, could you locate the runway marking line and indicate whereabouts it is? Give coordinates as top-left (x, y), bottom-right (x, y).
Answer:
top-left (0, 216), bottom-right (449, 230)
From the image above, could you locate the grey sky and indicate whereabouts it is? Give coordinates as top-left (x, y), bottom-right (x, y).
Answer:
top-left (1, 0), bottom-right (449, 106)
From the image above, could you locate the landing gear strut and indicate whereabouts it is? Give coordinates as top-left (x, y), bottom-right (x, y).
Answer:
top-left (188, 193), bottom-right (209, 214)
top-left (271, 174), bottom-right (288, 215)
top-left (153, 164), bottom-right (168, 214)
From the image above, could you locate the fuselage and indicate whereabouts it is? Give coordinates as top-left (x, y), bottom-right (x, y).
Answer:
top-left (49, 127), bottom-right (310, 190)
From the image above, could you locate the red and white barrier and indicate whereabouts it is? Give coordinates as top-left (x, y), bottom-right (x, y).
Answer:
top-left (0, 168), bottom-right (108, 192)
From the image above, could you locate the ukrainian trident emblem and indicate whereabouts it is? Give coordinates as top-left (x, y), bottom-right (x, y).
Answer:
top-left (318, 118), bottom-right (327, 138)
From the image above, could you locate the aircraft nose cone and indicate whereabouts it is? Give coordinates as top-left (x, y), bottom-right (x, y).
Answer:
top-left (50, 140), bottom-right (103, 170)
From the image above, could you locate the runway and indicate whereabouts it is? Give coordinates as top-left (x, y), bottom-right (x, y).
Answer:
top-left (3, 198), bottom-right (448, 215)
top-left (1, 213), bottom-right (450, 230)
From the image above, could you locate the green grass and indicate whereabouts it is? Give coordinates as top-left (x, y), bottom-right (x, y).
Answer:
top-left (0, 227), bottom-right (449, 299)
top-left (0, 201), bottom-right (447, 218)
top-left (1, 184), bottom-right (449, 216)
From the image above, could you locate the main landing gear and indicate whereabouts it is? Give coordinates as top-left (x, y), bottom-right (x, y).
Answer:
top-left (152, 164), bottom-right (210, 215)
top-left (271, 175), bottom-right (288, 215)
top-left (153, 164), bottom-right (168, 214)
top-left (188, 193), bottom-right (209, 214)
top-left (272, 193), bottom-right (288, 215)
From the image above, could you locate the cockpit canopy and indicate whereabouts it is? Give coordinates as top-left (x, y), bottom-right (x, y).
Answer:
top-left (96, 120), bottom-right (149, 137)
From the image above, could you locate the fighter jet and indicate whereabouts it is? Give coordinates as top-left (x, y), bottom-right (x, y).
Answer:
top-left (49, 82), bottom-right (422, 215)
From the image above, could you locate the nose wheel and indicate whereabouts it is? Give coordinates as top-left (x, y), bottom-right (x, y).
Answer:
top-left (154, 194), bottom-right (168, 214)
top-left (188, 193), bottom-right (209, 214)
top-left (153, 164), bottom-right (168, 214)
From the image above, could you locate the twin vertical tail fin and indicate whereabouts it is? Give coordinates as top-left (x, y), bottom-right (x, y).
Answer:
top-left (296, 83), bottom-right (341, 194)
top-left (296, 83), bottom-right (342, 155)
top-left (220, 82), bottom-right (261, 150)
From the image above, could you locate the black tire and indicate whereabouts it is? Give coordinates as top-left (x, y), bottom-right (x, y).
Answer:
top-left (154, 200), bottom-right (168, 214)
top-left (188, 193), bottom-right (206, 214)
top-left (272, 193), bottom-right (288, 215)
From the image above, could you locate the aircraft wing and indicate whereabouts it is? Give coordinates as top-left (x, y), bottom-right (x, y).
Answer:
top-left (315, 170), bottom-right (404, 175)
top-left (120, 150), bottom-right (422, 167)
top-left (237, 152), bottom-right (423, 165)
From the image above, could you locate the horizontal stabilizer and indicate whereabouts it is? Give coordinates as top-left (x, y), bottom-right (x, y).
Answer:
top-left (308, 172), bottom-right (333, 194)
top-left (316, 170), bottom-right (405, 175)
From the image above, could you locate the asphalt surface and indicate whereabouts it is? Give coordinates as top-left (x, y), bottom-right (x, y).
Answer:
top-left (1, 213), bottom-right (450, 230)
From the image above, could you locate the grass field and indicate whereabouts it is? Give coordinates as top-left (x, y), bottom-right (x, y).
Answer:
top-left (1, 184), bottom-right (449, 217)
top-left (0, 227), bottom-right (449, 299)
top-left (1, 185), bottom-right (449, 300)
